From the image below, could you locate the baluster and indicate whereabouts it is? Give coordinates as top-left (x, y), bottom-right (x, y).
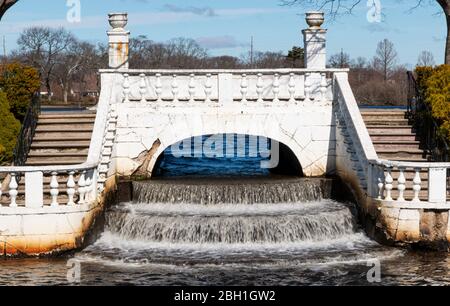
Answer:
top-left (272, 73), bottom-right (280, 102)
top-left (377, 176), bottom-right (384, 200)
top-left (84, 173), bottom-right (92, 202)
top-left (240, 74), bottom-right (248, 103)
top-left (122, 74), bottom-right (130, 103)
top-left (9, 173), bottom-right (17, 207)
top-left (320, 73), bottom-right (327, 102)
top-left (256, 73), bottom-right (264, 103)
top-left (67, 171), bottom-right (75, 206)
top-left (171, 74), bottom-right (179, 102)
top-left (288, 73), bottom-right (296, 102)
top-left (384, 168), bottom-right (393, 201)
top-left (412, 168), bottom-right (422, 202)
top-left (397, 167), bottom-right (406, 201)
top-left (204, 73), bottom-right (212, 103)
top-left (50, 172), bottom-right (59, 207)
top-left (188, 74), bottom-right (196, 103)
top-left (139, 73), bottom-right (147, 103)
top-left (304, 73), bottom-right (311, 101)
top-left (78, 171), bottom-right (86, 204)
top-left (155, 73), bottom-right (162, 102)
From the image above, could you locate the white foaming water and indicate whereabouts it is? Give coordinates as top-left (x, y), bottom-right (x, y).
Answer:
top-left (77, 178), bottom-right (405, 278)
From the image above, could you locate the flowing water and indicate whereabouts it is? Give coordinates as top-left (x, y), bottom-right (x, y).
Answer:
top-left (0, 137), bottom-right (449, 286)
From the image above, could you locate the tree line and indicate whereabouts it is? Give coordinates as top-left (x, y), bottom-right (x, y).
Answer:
top-left (5, 26), bottom-right (436, 106)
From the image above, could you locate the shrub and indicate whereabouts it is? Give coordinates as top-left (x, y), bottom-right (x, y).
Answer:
top-left (0, 90), bottom-right (20, 164)
top-left (0, 62), bottom-right (40, 122)
top-left (424, 65), bottom-right (450, 141)
top-left (415, 65), bottom-right (450, 142)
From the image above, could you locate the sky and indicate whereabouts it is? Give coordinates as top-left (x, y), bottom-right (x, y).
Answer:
top-left (0, 0), bottom-right (447, 67)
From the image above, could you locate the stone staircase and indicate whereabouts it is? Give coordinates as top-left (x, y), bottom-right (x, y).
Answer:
top-left (361, 109), bottom-right (431, 200)
top-left (16, 111), bottom-right (96, 205)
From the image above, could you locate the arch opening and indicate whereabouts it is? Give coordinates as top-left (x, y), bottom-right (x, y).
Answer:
top-left (152, 133), bottom-right (303, 178)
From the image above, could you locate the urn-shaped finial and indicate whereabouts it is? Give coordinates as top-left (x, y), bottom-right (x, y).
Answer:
top-left (108, 13), bottom-right (128, 31)
top-left (305, 11), bottom-right (324, 29)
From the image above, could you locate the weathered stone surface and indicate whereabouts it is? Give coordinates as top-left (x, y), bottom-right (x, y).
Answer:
top-left (420, 210), bottom-right (449, 242)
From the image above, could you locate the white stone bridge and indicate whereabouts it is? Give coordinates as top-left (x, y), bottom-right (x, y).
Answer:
top-left (0, 12), bottom-right (449, 255)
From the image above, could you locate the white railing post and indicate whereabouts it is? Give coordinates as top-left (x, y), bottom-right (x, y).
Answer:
top-left (204, 74), bottom-right (212, 103)
top-left (428, 167), bottom-right (447, 203)
top-left (67, 171), bottom-right (76, 206)
top-left (240, 74), bottom-right (248, 103)
top-left (288, 73), bottom-right (296, 102)
top-left (155, 73), bottom-right (163, 102)
top-left (412, 168), bottom-right (422, 202)
top-left (188, 74), bottom-right (196, 103)
top-left (139, 73), bottom-right (147, 103)
top-left (384, 168), bottom-right (393, 201)
top-left (25, 171), bottom-right (43, 208)
top-left (78, 171), bottom-right (86, 204)
top-left (397, 167), bottom-right (406, 201)
top-left (272, 73), bottom-right (280, 102)
top-left (256, 73), bottom-right (264, 103)
top-left (171, 74), bottom-right (179, 102)
top-left (320, 72), bottom-right (327, 102)
top-left (122, 73), bottom-right (130, 103)
top-left (218, 73), bottom-right (233, 104)
top-left (304, 73), bottom-right (311, 101)
top-left (50, 172), bottom-right (59, 207)
top-left (9, 173), bottom-right (18, 207)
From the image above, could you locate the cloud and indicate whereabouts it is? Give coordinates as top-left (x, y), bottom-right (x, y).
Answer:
top-left (196, 35), bottom-right (249, 49)
top-left (163, 4), bottom-right (217, 17)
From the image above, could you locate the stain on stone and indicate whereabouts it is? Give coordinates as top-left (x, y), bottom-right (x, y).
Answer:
top-left (131, 139), bottom-right (161, 178)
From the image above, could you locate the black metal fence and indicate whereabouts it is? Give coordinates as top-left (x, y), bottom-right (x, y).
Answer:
top-left (13, 92), bottom-right (41, 166)
top-left (406, 71), bottom-right (449, 162)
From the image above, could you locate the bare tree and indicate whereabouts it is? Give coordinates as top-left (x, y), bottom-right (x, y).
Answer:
top-left (16, 27), bottom-right (74, 101)
top-left (0, 0), bottom-right (18, 20)
top-left (54, 40), bottom-right (97, 103)
top-left (328, 50), bottom-right (350, 68)
top-left (373, 39), bottom-right (398, 81)
top-left (281, 0), bottom-right (450, 64)
top-left (417, 50), bottom-right (436, 66)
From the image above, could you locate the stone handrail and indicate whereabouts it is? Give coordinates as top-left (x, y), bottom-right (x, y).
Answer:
top-left (369, 159), bottom-right (450, 204)
top-left (0, 73), bottom-right (119, 208)
top-left (105, 68), bottom-right (349, 104)
top-left (334, 72), bottom-right (378, 195)
top-left (335, 72), bottom-right (449, 206)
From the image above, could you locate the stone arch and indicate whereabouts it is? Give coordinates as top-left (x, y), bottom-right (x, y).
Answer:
top-left (139, 113), bottom-right (325, 178)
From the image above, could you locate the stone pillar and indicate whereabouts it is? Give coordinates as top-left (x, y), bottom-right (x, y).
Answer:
top-left (302, 11), bottom-right (327, 69)
top-left (108, 13), bottom-right (130, 69)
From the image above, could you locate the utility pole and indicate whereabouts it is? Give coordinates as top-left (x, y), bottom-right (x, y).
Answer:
top-left (2, 35), bottom-right (6, 59)
top-left (250, 36), bottom-right (254, 68)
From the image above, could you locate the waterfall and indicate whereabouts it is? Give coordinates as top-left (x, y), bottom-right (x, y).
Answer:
top-left (132, 177), bottom-right (333, 204)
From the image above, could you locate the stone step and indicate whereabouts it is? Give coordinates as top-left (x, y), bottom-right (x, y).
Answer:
top-left (363, 119), bottom-right (410, 126)
top-left (367, 126), bottom-right (414, 134)
top-left (361, 112), bottom-right (406, 120)
top-left (27, 151), bottom-right (88, 158)
top-left (373, 140), bottom-right (421, 149)
top-left (30, 141), bottom-right (91, 149)
top-left (36, 125), bottom-right (94, 132)
top-left (39, 113), bottom-right (96, 119)
top-left (32, 135), bottom-right (92, 142)
top-left (33, 131), bottom-right (93, 139)
top-left (25, 157), bottom-right (87, 166)
top-left (37, 118), bottom-right (95, 124)
top-left (369, 134), bottom-right (418, 142)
